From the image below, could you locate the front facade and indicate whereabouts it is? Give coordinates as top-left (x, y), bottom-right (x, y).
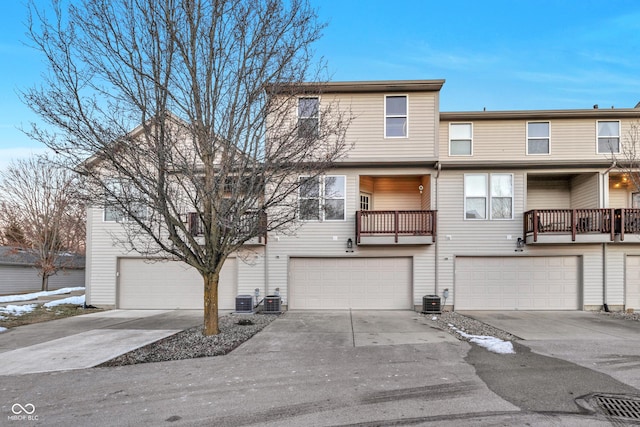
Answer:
top-left (85, 80), bottom-right (640, 312)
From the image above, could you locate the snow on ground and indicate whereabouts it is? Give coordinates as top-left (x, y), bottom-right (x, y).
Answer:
top-left (44, 295), bottom-right (85, 308)
top-left (0, 327), bottom-right (7, 333)
top-left (0, 287), bottom-right (85, 303)
top-left (0, 304), bottom-right (38, 316)
top-left (449, 324), bottom-right (515, 354)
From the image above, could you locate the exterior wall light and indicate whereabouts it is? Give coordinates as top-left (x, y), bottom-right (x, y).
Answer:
top-left (418, 184), bottom-right (424, 194)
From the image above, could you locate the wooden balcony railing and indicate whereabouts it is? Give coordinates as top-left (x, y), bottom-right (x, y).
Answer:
top-left (523, 208), bottom-right (640, 242)
top-left (618, 208), bottom-right (640, 241)
top-left (187, 210), bottom-right (267, 244)
top-left (356, 210), bottom-right (436, 244)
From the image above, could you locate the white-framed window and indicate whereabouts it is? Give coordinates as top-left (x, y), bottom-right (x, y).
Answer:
top-left (464, 173), bottom-right (513, 220)
top-left (298, 97), bottom-right (319, 138)
top-left (633, 192), bottom-right (640, 209)
top-left (597, 120), bottom-right (620, 154)
top-left (449, 123), bottom-right (473, 156)
top-left (103, 179), bottom-right (147, 222)
top-left (527, 121), bottom-right (550, 155)
top-left (299, 175), bottom-right (346, 221)
top-left (385, 95), bottom-right (408, 138)
top-left (360, 193), bottom-right (371, 210)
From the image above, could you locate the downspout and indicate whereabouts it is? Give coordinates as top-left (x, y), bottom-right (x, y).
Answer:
top-left (601, 161), bottom-right (615, 312)
top-left (434, 162), bottom-right (442, 301)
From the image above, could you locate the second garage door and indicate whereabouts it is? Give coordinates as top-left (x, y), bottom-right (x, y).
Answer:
top-left (118, 258), bottom-right (236, 309)
top-left (455, 256), bottom-right (580, 310)
top-left (288, 257), bottom-right (412, 309)
top-left (626, 255), bottom-right (640, 311)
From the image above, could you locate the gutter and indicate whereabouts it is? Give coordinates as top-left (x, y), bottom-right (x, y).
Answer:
top-left (434, 162), bottom-right (442, 301)
top-left (600, 161), bottom-right (616, 312)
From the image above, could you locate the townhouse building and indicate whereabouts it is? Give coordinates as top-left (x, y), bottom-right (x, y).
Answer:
top-left (85, 80), bottom-right (640, 313)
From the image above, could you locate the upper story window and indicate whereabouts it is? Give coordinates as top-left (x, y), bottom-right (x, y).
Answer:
top-left (449, 123), bottom-right (473, 156)
top-left (298, 97), bottom-right (319, 138)
top-left (385, 95), bottom-right (407, 138)
top-left (103, 179), bottom-right (147, 222)
top-left (527, 122), bottom-right (550, 155)
top-left (464, 173), bottom-right (513, 220)
top-left (597, 120), bottom-right (620, 154)
top-left (299, 175), bottom-right (346, 221)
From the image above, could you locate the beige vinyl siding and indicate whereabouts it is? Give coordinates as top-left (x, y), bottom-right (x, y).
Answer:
top-left (85, 206), bottom-right (263, 307)
top-left (334, 92), bottom-right (437, 161)
top-left (369, 176), bottom-right (422, 210)
top-left (439, 118), bottom-right (636, 164)
top-left (0, 266), bottom-right (84, 295)
top-left (527, 178), bottom-right (570, 209)
top-left (421, 175), bottom-right (431, 210)
top-left (570, 174), bottom-right (599, 208)
top-left (436, 170), bottom-right (604, 308)
top-left (269, 167), bottom-right (436, 307)
top-left (609, 188), bottom-right (629, 208)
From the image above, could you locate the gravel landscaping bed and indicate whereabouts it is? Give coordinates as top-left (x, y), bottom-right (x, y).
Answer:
top-left (99, 313), bottom-right (278, 367)
top-left (426, 311), bottom-right (520, 342)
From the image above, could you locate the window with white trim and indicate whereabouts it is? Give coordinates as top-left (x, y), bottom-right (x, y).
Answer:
top-left (597, 120), bottom-right (620, 154)
top-left (103, 179), bottom-right (147, 222)
top-left (527, 121), bottom-right (550, 154)
top-left (449, 123), bottom-right (472, 155)
top-left (464, 173), bottom-right (513, 220)
top-left (299, 175), bottom-right (346, 221)
top-left (385, 95), bottom-right (407, 138)
top-left (298, 97), bottom-right (319, 138)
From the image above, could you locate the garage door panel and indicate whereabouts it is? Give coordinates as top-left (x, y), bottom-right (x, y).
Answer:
top-left (626, 255), bottom-right (640, 310)
top-left (455, 256), bottom-right (579, 310)
top-left (289, 257), bottom-right (412, 310)
top-left (118, 258), bottom-right (236, 310)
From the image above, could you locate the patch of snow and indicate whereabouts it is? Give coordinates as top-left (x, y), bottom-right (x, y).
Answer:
top-left (0, 327), bottom-right (7, 333)
top-left (44, 295), bottom-right (85, 308)
top-left (431, 316), bottom-right (438, 321)
top-left (0, 304), bottom-right (38, 316)
top-left (450, 325), bottom-right (515, 355)
top-left (0, 287), bottom-right (85, 303)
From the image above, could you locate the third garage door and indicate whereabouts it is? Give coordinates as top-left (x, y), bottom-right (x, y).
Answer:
top-left (455, 256), bottom-right (580, 310)
top-left (288, 257), bottom-right (412, 309)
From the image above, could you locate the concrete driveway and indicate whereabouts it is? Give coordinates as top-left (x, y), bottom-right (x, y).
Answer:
top-left (458, 311), bottom-right (640, 340)
top-left (234, 310), bottom-right (458, 354)
top-left (0, 309), bottom-right (204, 375)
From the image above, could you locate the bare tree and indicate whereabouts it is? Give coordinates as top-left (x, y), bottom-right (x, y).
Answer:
top-left (0, 155), bottom-right (86, 291)
top-left (23, 0), bottom-right (350, 335)
top-left (614, 121), bottom-right (640, 196)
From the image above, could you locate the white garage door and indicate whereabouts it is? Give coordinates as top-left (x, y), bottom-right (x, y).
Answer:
top-left (288, 257), bottom-right (412, 309)
top-left (626, 255), bottom-right (640, 311)
top-left (455, 256), bottom-right (580, 310)
top-left (118, 258), bottom-right (236, 309)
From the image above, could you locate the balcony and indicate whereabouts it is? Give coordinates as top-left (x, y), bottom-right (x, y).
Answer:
top-left (356, 210), bottom-right (436, 245)
top-left (187, 211), bottom-right (267, 245)
top-left (523, 209), bottom-right (640, 244)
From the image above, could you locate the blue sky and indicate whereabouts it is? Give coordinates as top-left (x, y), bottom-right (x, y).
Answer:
top-left (1, 0), bottom-right (640, 169)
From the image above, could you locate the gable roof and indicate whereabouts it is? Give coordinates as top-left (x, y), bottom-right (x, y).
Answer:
top-left (0, 246), bottom-right (85, 269)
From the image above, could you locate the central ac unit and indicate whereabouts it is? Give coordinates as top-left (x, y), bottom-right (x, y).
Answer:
top-left (422, 295), bottom-right (441, 314)
top-left (263, 295), bottom-right (281, 314)
top-left (235, 295), bottom-right (254, 314)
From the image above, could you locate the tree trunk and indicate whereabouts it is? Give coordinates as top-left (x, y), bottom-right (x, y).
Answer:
top-left (203, 272), bottom-right (220, 336)
top-left (41, 274), bottom-right (49, 292)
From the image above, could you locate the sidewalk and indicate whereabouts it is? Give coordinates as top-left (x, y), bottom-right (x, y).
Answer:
top-left (0, 309), bottom-right (203, 375)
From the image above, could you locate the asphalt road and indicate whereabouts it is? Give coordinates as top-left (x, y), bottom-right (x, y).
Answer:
top-left (2, 340), bottom-right (637, 426)
top-left (2, 310), bottom-right (640, 426)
